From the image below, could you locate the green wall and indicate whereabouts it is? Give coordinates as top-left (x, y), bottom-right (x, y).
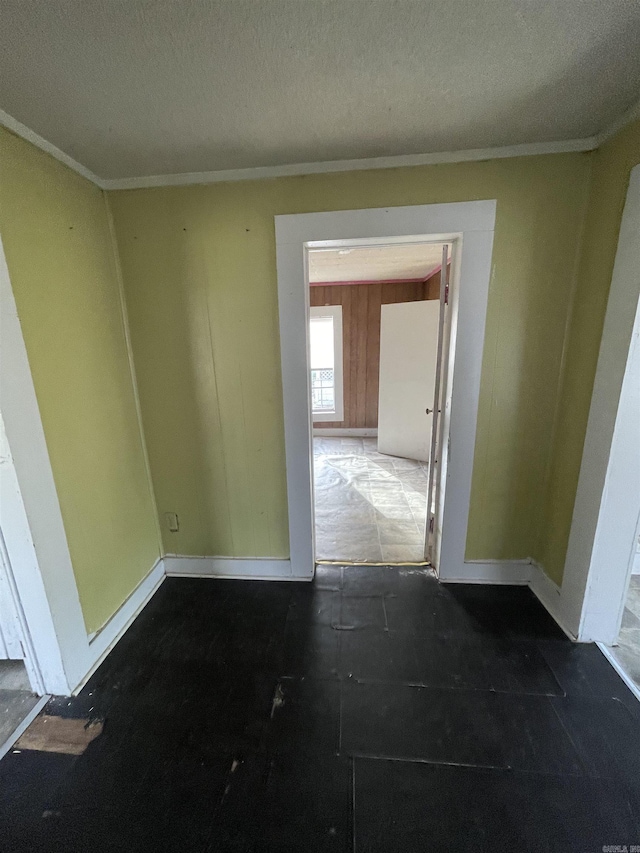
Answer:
top-left (538, 118), bottom-right (640, 584)
top-left (5, 116), bottom-right (637, 606)
top-left (0, 128), bottom-right (161, 634)
top-left (2, 113), bottom-right (636, 632)
top-left (109, 153), bottom-right (592, 565)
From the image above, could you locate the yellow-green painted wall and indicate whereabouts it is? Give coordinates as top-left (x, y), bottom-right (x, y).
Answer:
top-left (109, 153), bottom-right (592, 564)
top-left (0, 128), bottom-right (161, 634)
top-left (538, 119), bottom-right (640, 584)
top-left (2, 112), bottom-right (636, 630)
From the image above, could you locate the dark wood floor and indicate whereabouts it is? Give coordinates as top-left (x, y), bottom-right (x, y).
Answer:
top-left (1, 567), bottom-right (639, 851)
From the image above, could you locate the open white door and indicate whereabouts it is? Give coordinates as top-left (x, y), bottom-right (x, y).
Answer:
top-left (378, 300), bottom-right (440, 462)
top-left (0, 539), bottom-right (25, 661)
top-left (425, 247), bottom-right (450, 563)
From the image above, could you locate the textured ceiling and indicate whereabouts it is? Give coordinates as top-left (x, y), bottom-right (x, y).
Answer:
top-left (309, 244), bottom-right (445, 284)
top-left (1, 1), bottom-right (640, 180)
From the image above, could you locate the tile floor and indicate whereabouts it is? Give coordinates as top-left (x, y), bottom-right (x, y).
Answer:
top-left (313, 437), bottom-right (428, 562)
top-left (0, 660), bottom-right (39, 749)
top-left (609, 575), bottom-right (640, 690)
top-left (0, 569), bottom-right (639, 851)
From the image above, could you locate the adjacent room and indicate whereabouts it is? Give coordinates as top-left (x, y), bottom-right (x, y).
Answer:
top-left (614, 549), bottom-right (640, 690)
top-left (309, 243), bottom-right (448, 564)
top-left (0, 662), bottom-right (40, 748)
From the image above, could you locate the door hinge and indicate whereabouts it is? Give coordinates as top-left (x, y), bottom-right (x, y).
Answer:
top-left (444, 284), bottom-right (449, 305)
top-left (428, 516), bottom-right (434, 533)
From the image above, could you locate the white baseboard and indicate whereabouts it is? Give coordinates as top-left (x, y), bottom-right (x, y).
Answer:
top-left (0, 694), bottom-right (49, 761)
top-left (313, 428), bottom-right (378, 437)
top-left (528, 561), bottom-right (578, 640)
top-left (73, 557), bottom-right (165, 694)
top-left (440, 559), bottom-right (532, 585)
top-left (440, 558), bottom-right (580, 640)
top-left (61, 552), bottom-right (583, 701)
top-left (164, 555), bottom-right (296, 581)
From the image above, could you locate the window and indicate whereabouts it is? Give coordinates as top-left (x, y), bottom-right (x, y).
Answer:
top-left (309, 305), bottom-right (343, 422)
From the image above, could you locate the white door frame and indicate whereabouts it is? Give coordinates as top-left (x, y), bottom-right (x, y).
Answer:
top-left (275, 201), bottom-right (498, 581)
top-left (0, 418), bottom-right (47, 694)
top-left (427, 245), bottom-right (452, 565)
top-left (558, 165), bottom-right (640, 644)
top-left (0, 234), bottom-right (83, 695)
top-left (0, 235), bottom-right (164, 696)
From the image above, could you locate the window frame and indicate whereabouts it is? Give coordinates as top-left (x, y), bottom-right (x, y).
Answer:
top-left (309, 304), bottom-right (344, 422)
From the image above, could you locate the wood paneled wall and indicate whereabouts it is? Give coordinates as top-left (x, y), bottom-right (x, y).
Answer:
top-left (311, 274), bottom-right (441, 428)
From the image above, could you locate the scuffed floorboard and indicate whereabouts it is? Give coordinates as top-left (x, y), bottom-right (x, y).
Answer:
top-left (15, 715), bottom-right (103, 755)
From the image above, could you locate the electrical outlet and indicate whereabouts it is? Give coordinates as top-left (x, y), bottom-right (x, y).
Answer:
top-left (164, 512), bottom-right (179, 532)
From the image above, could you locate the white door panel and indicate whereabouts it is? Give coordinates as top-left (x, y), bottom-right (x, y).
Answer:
top-left (377, 300), bottom-right (440, 461)
top-left (0, 537), bottom-right (24, 660)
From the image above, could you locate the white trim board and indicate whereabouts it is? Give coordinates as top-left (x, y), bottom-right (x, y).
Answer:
top-left (1, 97), bottom-right (639, 192)
top-left (276, 202), bottom-right (496, 582)
top-left (560, 165), bottom-right (640, 644)
top-left (165, 554), bottom-right (538, 589)
top-left (99, 138), bottom-right (596, 190)
top-left (529, 561), bottom-right (578, 641)
top-left (0, 521), bottom-right (44, 693)
top-left (0, 235), bottom-right (87, 695)
top-left (74, 558), bottom-right (165, 694)
top-left (592, 98), bottom-right (640, 148)
top-left (442, 559), bottom-right (532, 586)
top-left (1, 233), bottom-right (165, 694)
top-left (442, 558), bottom-right (580, 640)
top-left (0, 110), bottom-right (606, 192)
top-left (0, 109), bottom-right (102, 186)
top-left (164, 556), bottom-right (297, 581)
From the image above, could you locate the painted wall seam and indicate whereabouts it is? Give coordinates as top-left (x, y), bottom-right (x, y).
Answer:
top-left (103, 193), bottom-right (164, 556)
top-left (535, 149), bottom-right (595, 579)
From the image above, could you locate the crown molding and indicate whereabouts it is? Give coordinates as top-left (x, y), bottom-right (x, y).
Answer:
top-left (0, 108), bottom-right (104, 186)
top-left (591, 97), bottom-right (640, 148)
top-left (101, 137), bottom-right (598, 190)
top-left (3, 97), bottom-right (640, 192)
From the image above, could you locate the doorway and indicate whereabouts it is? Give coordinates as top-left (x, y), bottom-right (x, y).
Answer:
top-left (609, 535), bottom-right (640, 692)
top-left (0, 417), bottom-right (48, 756)
top-left (0, 553), bottom-right (42, 755)
top-left (275, 200), bottom-right (497, 582)
top-left (308, 241), bottom-right (449, 564)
